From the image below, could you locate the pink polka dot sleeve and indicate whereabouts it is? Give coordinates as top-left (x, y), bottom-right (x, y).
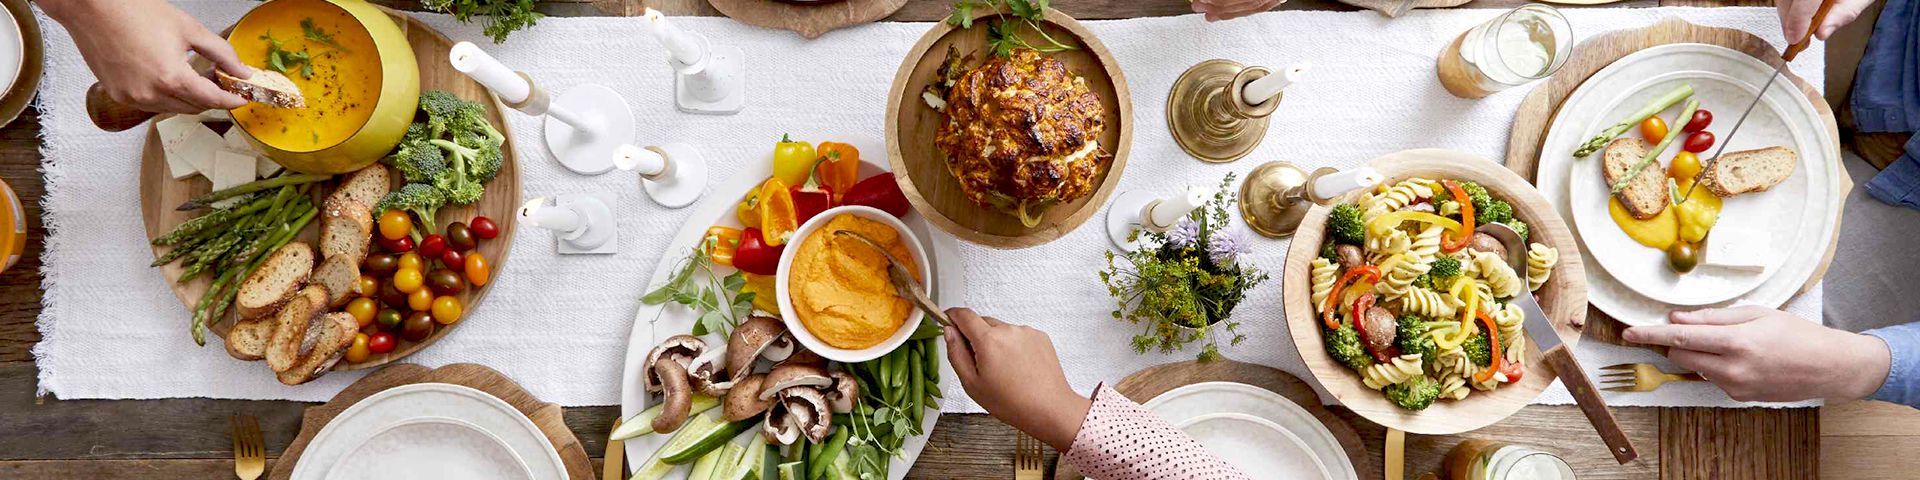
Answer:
top-left (1062, 384), bottom-right (1251, 480)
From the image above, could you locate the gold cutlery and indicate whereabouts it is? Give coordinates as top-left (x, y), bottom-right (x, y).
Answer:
top-left (833, 229), bottom-right (952, 328)
top-left (604, 418), bottom-right (626, 480)
top-left (1014, 433), bottom-right (1045, 480)
top-left (230, 415), bottom-right (265, 480)
top-left (1600, 363), bottom-right (1706, 392)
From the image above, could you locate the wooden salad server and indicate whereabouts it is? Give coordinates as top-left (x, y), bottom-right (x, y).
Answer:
top-left (833, 229), bottom-right (953, 328)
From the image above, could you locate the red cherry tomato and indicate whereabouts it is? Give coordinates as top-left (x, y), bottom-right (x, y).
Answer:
top-left (1682, 109), bottom-right (1713, 133)
top-left (418, 234), bottom-right (447, 259)
top-left (377, 234), bottom-right (414, 253)
top-left (469, 216), bottom-right (499, 240)
top-left (440, 248), bottom-right (465, 269)
top-left (367, 332), bottom-right (397, 354)
top-left (1682, 131), bottom-right (1715, 153)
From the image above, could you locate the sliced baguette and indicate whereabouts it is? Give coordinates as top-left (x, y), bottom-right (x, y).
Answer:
top-left (1601, 137), bottom-right (1669, 220)
top-left (277, 312), bottom-right (358, 386)
top-left (329, 165), bottom-right (391, 215)
top-left (214, 70), bottom-right (305, 108)
top-left (224, 318), bottom-right (275, 361)
top-left (234, 242), bottom-right (314, 319)
top-left (310, 256), bottom-right (360, 307)
top-left (1700, 146), bottom-right (1798, 197)
top-left (320, 197), bottom-right (374, 262)
top-left (265, 285), bottom-right (328, 373)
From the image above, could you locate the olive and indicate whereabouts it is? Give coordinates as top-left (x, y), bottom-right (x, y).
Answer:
top-left (401, 311), bottom-right (435, 341)
top-left (1667, 241), bottom-right (1700, 273)
top-left (427, 268), bottom-right (466, 296)
top-left (363, 253), bottom-right (399, 276)
top-left (445, 222), bottom-right (476, 251)
top-left (377, 282), bottom-right (410, 309)
top-left (376, 308), bottom-right (403, 331)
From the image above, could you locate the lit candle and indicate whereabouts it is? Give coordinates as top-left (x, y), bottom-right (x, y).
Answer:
top-left (641, 8), bottom-right (707, 65)
top-left (613, 144), bottom-right (667, 176)
top-left (1242, 63), bottom-right (1311, 106)
top-left (519, 198), bottom-right (584, 233)
top-left (1310, 167), bottom-right (1383, 199)
top-left (1145, 187), bottom-right (1215, 229)
top-left (449, 42), bottom-right (531, 104)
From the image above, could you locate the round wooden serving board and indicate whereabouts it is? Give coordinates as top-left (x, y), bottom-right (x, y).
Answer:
top-left (1283, 149), bottom-right (1586, 436)
top-left (0, 0), bottom-right (42, 129)
top-left (885, 8), bottom-right (1132, 249)
top-left (1502, 16), bottom-right (1845, 345)
top-left (140, 8), bottom-right (521, 371)
top-left (708, 0), bottom-right (906, 39)
top-left (1051, 359), bottom-right (1375, 480)
top-left (266, 363), bottom-right (592, 480)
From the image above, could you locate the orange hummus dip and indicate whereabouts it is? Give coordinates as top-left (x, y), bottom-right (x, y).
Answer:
top-left (790, 215), bottom-right (921, 350)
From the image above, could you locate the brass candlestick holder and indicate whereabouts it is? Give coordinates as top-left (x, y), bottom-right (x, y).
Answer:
top-left (1240, 162), bottom-right (1340, 238)
top-left (1167, 60), bottom-right (1283, 163)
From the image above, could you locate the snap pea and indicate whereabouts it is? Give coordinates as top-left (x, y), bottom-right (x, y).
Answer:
top-left (920, 338), bottom-right (941, 386)
top-left (809, 423), bottom-right (850, 480)
top-left (908, 343), bottom-right (924, 427)
top-left (890, 349), bottom-right (908, 387)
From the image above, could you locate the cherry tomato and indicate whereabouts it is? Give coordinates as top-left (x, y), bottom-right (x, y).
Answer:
top-left (440, 248), bottom-right (465, 270)
top-left (407, 287), bottom-right (434, 311)
top-left (464, 253), bottom-right (490, 287)
top-left (418, 234), bottom-right (447, 260)
top-left (376, 308), bottom-right (403, 331)
top-left (377, 282), bottom-right (409, 309)
top-left (397, 252), bottom-right (424, 272)
top-left (1669, 151), bottom-right (1703, 180)
top-left (355, 275), bottom-right (379, 296)
top-left (345, 334), bottom-right (371, 363)
top-left (428, 268), bottom-right (466, 296)
top-left (1682, 109), bottom-right (1713, 133)
top-left (377, 234), bottom-right (414, 253)
top-left (1639, 116), bottom-right (1669, 142)
top-left (393, 267), bottom-right (425, 294)
top-left (469, 216), bottom-right (499, 240)
top-left (402, 311), bottom-right (435, 341)
top-left (1682, 131), bottom-right (1715, 153)
top-left (378, 210), bottom-right (412, 241)
top-left (445, 222), bottom-right (476, 251)
top-left (363, 253), bottom-right (398, 276)
top-left (431, 296), bottom-right (464, 325)
top-left (346, 297), bottom-right (378, 327)
top-left (367, 332), bottom-right (397, 354)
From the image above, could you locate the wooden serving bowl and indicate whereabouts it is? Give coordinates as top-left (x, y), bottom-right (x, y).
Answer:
top-left (885, 8), bottom-right (1132, 249)
top-left (1281, 149), bottom-right (1586, 435)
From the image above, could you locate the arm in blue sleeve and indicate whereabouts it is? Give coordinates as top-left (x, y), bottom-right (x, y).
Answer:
top-left (1864, 322), bottom-right (1920, 407)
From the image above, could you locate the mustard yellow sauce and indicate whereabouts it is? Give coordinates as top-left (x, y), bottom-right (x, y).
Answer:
top-left (228, 0), bottom-right (380, 152)
top-left (1608, 197), bottom-right (1677, 250)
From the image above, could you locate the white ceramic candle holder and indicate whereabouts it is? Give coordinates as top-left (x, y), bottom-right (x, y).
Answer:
top-left (1105, 187), bottom-right (1213, 251)
top-left (520, 194), bottom-right (618, 254)
top-left (449, 42), bottom-right (637, 176)
top-left (642, 9), bottom-right (745, 115)
top-left (613, 143), bottom-right (708, 209)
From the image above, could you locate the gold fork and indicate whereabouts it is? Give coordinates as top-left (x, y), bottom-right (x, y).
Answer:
top-left (230, 415), bottom-right (265, 480)
top-left (1600, 363), bottom-right (1706, 392)
top-left (1014, 433), bottom-right (1045, 480)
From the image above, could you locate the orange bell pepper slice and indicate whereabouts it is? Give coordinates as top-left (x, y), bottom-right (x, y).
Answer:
top-left (758, 178), bottom-right (799, 246)
top-left (1323, 265), bottom-right (1381, 330)
top-left (815, 142), bottom-right (861, 202)
top-left (704, 226), bottom-right (743, 267)
top-left (1441, 180), bottom-right (1475, 253)
top-left (1473, 309), bottom-right (1505, 384)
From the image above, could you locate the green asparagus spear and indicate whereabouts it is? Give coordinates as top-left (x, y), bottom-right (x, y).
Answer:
top-left (1610, 99), bottom-right (1700, 194)
top-left (175, 173), bottom-right (330, 211)
top-left (191, 206), bottom-right (317, 343)
top-left (1573, 83), bottom-right (1694, 158)
top-left (152, 195), bottom-right (271, 245)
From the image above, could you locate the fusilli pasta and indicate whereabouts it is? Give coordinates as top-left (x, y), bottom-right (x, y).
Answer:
top-left (1437, 373), bottom-right (1471, 400)
top-left (1525, 242), bottom-right (1558, 292)
top-left (1311, 258), bottom-right (1337, 314)
top-left (1472, 251), bottom-right (1524, 299)
top-left (1362, 355), bottom-right (1425, 390)
top-left (1398, 287), bottom-right (1457, 318)
top-left (1363, 180), bottom-right (1432, 219)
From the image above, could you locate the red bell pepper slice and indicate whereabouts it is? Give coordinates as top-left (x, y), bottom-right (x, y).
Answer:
top-left (1322, 265), bottom-right (1382, 330)
top-left (1441, 180), bottom-right (1474, 253)
top-left (844, 173), bottom-right (911, 218)
top-left (733, 227), bottom-right (784, 276)
top-left (1473, 309), bottom-right (1505, 384)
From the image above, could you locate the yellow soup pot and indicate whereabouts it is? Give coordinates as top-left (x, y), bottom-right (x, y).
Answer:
top-left (228, 0), bottom-right (418, 174)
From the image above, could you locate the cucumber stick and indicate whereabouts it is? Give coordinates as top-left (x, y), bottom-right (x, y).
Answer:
top-left (776, 462), bottom-right (806, 480)
top-left (690, 443), bottom-right (742, 480)
top-left (630, 415), bottom-right (723, 480)
top-left (611, 394), bottom-right (722, 440)
top-left (662, 418), bottom-right (759, 465)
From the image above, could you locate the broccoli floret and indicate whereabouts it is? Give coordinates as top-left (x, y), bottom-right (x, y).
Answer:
top-left (1502, 220), bottom-right (1529, 243)
top-left (1430, 256), bottom-right (1462, 279)
top-left (1328, 203), bottom-right (1366, 245)
top-left (1412, 274), bottom-right (1434, 290)
top-left (1384, 375), bottom-right (1441, 410)
top-left (1396, 315), bottom-right (1437, 359)
top-left (384, 124), bottom-right (448, 183)
top-left (1324, 326), bottom-right (1373, 372)
top-left (1461, 181), bottom-right (1491, 209)
top-left (1459, 181), bottom-right (1515, 224)
top-left (1320, 242), bottom-right (1338, 262)
top-left (430, 135), bottom-right (496, 205)
top-left (377, 183), bottom-right (446, 236)
top-left (1464, 330), bottom-right (1493, 368)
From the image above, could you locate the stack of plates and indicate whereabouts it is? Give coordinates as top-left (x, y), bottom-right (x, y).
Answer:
top-left (290, 383), bottom-right (568, 480)
top-left (1143, 382), bottom-right (1357, 480)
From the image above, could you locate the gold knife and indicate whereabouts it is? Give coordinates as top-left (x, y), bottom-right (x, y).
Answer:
top-left (1679, 0), bottom-right (1836, 202)
top-left (604, 418), bottom-right (627, 480)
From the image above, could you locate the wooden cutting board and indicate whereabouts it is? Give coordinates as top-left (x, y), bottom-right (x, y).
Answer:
top-left (707, 0), bottom-right (906, 39)
top-left (1503, 16), bottom-right (1847, 345)
top-left (1052, 359), bottom-right (1376, 480)
top-left (267, 363), bottom-right (593, 480)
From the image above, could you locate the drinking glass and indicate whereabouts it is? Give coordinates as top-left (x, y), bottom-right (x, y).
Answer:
top-left (1442, 439), bottom-right (1576, 480)
top-left (1436, 4), bottom-right (1573, 98)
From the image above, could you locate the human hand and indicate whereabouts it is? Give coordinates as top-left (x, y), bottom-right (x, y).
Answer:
top-left (943, 307), bottom-right (1091, 451)
top-left (1623, 306), bottom-right (1890, 402)
top-left (42, 0), bottom-right (250, 114)
top-left (1191, 0), bottom-right (1285, 21)
top-left (1777, 0), bottom-right (1877, 42)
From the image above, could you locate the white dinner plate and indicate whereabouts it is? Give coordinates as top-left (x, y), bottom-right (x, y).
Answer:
top-left (325, 417), bottom-right (534, 480)
top-left (0, 7), bottom-right (23, 96)
top-left (618, 138), bottom-right (965, 479)
top-left (1178, 413), bottom-right (1333, 480)
top-left (1535, 43), bottom-right (1841, 323)
top-left (1143, 382), bottom-right (1356, 480)
top-left (291, 383), bottom-right (567, 480)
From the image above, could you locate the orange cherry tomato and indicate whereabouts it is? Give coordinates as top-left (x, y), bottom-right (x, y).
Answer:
top-left (407, 287), bottom-right (434, 311)
top-left (355, 275), bottom-right (379, 296)
top-left (345, 333), bottom-right (371, 363)
top-left (431, 296), bottom-right (464, 325)
top-left (464, 252), bottom-right (490, 287)
top-left (378, 210), bottom-right (412, 241)
top-left (1639, 116), bottom-right (1669, 142)
top-left (346, 297), bottom-right (378, 327)
top-left (398, 252), bottom-right (424, 272)
top-left (1668, 151), bottom-right (1702, 180)
top-left (393, 267), bottom-right (424, 294)
top-left (757, 178), bottom-right (799, 246)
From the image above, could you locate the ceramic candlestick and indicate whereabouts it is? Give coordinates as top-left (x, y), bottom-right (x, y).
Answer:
top-left (1106, 187), bottom-right (1215, 251)
top-left (612, 143), bottom-right (708, 209)
top-left (450, 41), bottom-right (636, 176)
top-left (520, 194), bottom-right (617, 254)
top-left (642, 9), bottom-right (745, 115)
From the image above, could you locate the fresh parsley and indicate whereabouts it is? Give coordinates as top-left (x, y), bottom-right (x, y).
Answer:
top-left (258, 30), bottom-right (313, 79)
top-left (421, 0), bottom-right (545, 44)
top-left (300, 18), bottom-right (350, 53)
top-left (947, 0), bottom-right (1077, 57)
top-left (641, 233), bottom-right (755, 337)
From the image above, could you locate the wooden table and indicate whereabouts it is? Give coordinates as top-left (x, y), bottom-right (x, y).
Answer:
top-left (2, 1), bottom-right (1913, 479)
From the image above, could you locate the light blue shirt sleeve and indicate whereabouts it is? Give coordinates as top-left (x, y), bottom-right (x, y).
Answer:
top-left (1863, 323), bottom-right (1920, 407)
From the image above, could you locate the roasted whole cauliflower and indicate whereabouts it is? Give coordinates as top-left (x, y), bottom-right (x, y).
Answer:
top-left (934, 48), bottom-right (1108, 227)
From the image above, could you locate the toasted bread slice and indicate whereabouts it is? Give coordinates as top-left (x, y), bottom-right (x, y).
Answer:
top-left (224, 318), bottom-right (274, 361)
top-left (215, 70), bottom-right (304, 108)
top-left (320, 197), bottom-right (374, 262)
top-left (329, 165), bottom-right (391, 215)
top-left (310, 256), bottom-right (360, 307)
top-left (265, 285), bottom-right (327, 372)
top-left (1700, 146), bottom-right (1797, 197)
top-left (1601, 137), bottom-right (1669, 220)
top-left (235, 242), bottom-right (314, 319)
top-left (277, 312), bottom-right (358, 385)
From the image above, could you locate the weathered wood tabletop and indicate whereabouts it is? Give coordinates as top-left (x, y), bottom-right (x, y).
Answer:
top-left (2, 0), bottom-right (1914, 478)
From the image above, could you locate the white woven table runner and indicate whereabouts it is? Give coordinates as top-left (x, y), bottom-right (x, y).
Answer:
top-left (34, 2), bottom-right (1823, 410)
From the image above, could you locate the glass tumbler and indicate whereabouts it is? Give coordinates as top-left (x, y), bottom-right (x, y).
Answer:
top-left (1443, 439), bottom-right (1576, 480)
top-left (1436, 4), bottom-right (1573, 98)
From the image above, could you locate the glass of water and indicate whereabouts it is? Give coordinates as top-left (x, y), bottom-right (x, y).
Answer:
top-left (1436, 4), bottom-right (1573, 98)
top-left (1443, 439), bottom-right (1576, 480)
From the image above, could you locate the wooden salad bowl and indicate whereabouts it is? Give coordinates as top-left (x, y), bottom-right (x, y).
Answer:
top-left (1281, 149), bottom-right (1585, 435)
top-left (885, 8), bottom-right (1132, 249)
top-left (139, 7), bottom-right (520, 372)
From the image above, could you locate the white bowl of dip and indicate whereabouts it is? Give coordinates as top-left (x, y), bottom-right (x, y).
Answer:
top-left (775, 205), bottom-right (932, 363)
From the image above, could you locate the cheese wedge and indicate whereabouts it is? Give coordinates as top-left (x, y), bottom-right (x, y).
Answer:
top-left (157, 115), bottom-right (221, 180)
top-left (256, 156), bottom-right (283, 178)
top-left (1702, 226), bottom-right (1769, 272)
top-left (223, 127), bottom-right (257, 155)
top-left (210, 149), bottom-right (257, 209)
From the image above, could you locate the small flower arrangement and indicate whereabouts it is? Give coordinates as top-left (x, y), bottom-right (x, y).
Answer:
top-left (1100, 173), bottom-right (1269, 361)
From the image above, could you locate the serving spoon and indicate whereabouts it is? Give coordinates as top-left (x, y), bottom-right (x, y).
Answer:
top-left (831, 229), bottom-right (953, 328)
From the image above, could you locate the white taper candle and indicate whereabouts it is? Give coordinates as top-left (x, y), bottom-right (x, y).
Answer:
top-left (1242, 63), bottom-right (1311, 105)
top-left (519, 198), bottom-right (585, 233)
top-left (1310, 167), bottom-right (1384, 199)
top-left (642, 8), bottom-right (706, 65)
top-left (613, 144), bottom-right (667, 176)
top-left (1146, 187), bottom-right (1215, 229)
top-left (448, 42), bottom-right (531, 104)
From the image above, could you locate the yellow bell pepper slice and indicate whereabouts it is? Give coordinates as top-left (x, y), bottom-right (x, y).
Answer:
top-left (1366, 211), bottom-right (1463, 238)
top-left (1435, 276), bottom-right (1479, 349)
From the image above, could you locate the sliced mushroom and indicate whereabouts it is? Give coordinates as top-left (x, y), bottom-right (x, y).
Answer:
top-left (687, 345), bottom-right (732, 397)
top-left (724, 374), bottom-right (774, 421)
top-left (727, 317), bottom-right (788, 380)
top-left (651, 358), bottom-right (695, 433)
top-left (643, 335), bottom-right (705, 394)
top-left (781, 388), bottom-right (833, 444)
top-left (761, 336), bottom-right (797, 363)
top-left (761, 401), bottom-right (801, 445)
top-left (757, 363), bottom-right (832, 401)
top-left (776, 348), bottom-right (828, 370)
top-left (825, 370), bottom-right (859, 414)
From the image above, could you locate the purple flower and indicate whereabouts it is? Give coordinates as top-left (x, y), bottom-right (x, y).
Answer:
top-left (1165, 219), bottom-right (1200, 249)
top-left (1208, 229), bottom-right (1248, 265)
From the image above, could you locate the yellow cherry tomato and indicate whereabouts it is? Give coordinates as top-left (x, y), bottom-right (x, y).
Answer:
top-left (378, 210), bottom-right (412, 241)
top-left (393, 267), bottom-right (425, 294)
top-left (431, 296), bottom-right (464, 324)
top-left (355, 275), bottom-right (379, 296)
top-left (1668, 151), bottom-right (1702, 181)
top-left (464, 252), bottom-right (490, 287)
top-left (346, 297), bottom-right (378, 327)
top-left (398, 252), bottom-right (424, 272)
top-left (407, 288), bottom-right (434, 311)
top-left (1640, 116), bottom-right (1669, 142)
top-left (345, 333), bottom-right (371, 363)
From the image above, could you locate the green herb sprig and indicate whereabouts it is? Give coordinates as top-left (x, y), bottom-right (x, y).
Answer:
top-left (258, 30), bottom-right (313, 79)
top-left (422, 0), bottom-right (545, 44)
top-left (1100, 173), bottom-right (1267, 361)
top-left (641, 234), bottom-right (755, 337)
top-left (300, 18), bottom-right (351, 53)
top-left (947, 0), bottom-right (1078, 57)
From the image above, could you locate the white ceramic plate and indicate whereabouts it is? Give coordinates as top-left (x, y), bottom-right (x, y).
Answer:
top-left (325, 417), bottom-right (534, 480)
top-left (291, 383), bottom-right (567, 480)
top-left (1536, 43), bottom-right (1841, 323)
top-left (1143, 382), bottom-right (1356, 480)
top-left (1178, 413), bottom-right (1333, 480)
top-left (0, 7), bottom-right (23, 96)
top-left (619, 138), bottom-right (965, 479)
